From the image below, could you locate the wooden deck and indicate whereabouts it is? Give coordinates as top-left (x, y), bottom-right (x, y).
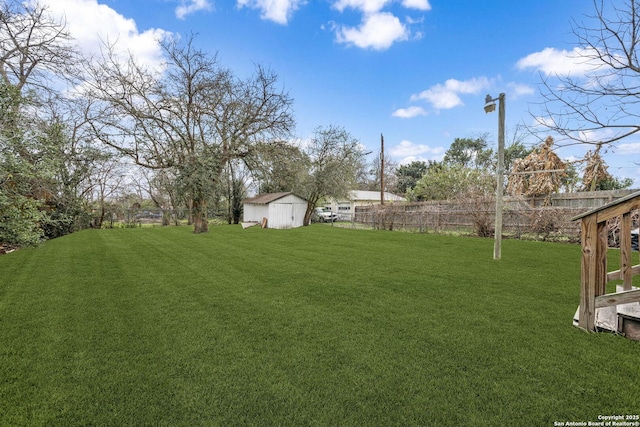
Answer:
top-left (572, 191), bottom-right (640, 338)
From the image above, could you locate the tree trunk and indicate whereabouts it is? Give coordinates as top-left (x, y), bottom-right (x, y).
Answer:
top-left (232, 185), bottom-right (242, 224)
top-left (96, 202), bottom-right (106, 228)
top-left (192, 198), bottom-right (209, 233)
top-left (161, 210), bottom-right (170, 226)
top-left (186, 199), bottom-right (194, 225)
top-left (303, 202), bottom-right (314, 226)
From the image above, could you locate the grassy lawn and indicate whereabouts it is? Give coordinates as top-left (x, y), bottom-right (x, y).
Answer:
top-left (1, 225), bottom-right (638, 426)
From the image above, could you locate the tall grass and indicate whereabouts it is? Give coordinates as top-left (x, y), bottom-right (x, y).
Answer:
top-left (0, 226), bottom-right (638, 426)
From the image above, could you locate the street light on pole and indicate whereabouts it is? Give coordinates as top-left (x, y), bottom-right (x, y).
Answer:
top-left (484, 93), bottom-right (505, 260)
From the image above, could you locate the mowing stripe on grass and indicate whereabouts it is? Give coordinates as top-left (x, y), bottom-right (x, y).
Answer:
top-left (1, 225), bottom-right (638, 426)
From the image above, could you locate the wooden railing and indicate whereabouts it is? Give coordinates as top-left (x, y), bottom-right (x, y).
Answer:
top-left (573, 191), bottom-right (640, 331)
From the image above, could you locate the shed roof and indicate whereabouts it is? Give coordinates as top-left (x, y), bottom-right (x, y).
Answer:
top-left (243, 192), bottom-right (306, 205)
top-left (572, 189), bottom-right (640, 221)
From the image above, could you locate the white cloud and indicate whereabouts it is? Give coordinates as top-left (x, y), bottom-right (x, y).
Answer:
top-left (507, 82), bottom-right (534, 98)
top-left (390, 140), bottom-right (444, 159)
top-left (237, 0), bottom-right (304, 24)
top-left (332, 0), bottom-right (430, 13)
top-left (516, 47), bottom-right (599, 77)
top-left (329, 0), bottom-right (431, 50)
top-left (563, 155), bottom-right (581, 163)
top-left (40, 0), bottom-right (168, 71)
top-left (617, 142), bottom-right (640, 154)
top-left (332, 0), bottom-right (391, 13)
top-left (405, 15), bottom-right (424, 24)
top-left (577, 128), bottom-right (614, 144)
top-left (410, 77), bottom-right (492, 110)
top-left (392, 106), bottom-right (427, 118)
top-left (336, 12), bottom-right (408, 50)
top-left (401, 0), bottom-right (431, 11)
top-left (531, 116), bottom-right (556, 129)
top-left (176, 0), bottom-right (213, 20)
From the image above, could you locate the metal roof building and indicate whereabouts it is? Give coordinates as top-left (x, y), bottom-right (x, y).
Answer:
top-left (321, 190), bottom-right (406, 220)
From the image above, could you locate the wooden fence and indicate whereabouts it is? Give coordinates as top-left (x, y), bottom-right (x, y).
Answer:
top-left (353, 200), bottom-right (584, 241)
top-left (351, 194), bottom-right (640, 244)
top-left (527, 189), bottom-right (639, 208)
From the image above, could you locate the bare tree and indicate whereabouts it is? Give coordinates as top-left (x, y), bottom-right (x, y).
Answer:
top-left (84, 35), bottom-right (294, 233)
top-left (88, 155), bottom-right (127, 228)
top-left (0, 0), bottom-right (80, 158)
top-left (222, 159), bottom-right (251, 224)
top-left (533, 0), bottom-right (640, 147)
top-left (0, 1), bottom-right (98, 243)
top-left (364, 152), bottom-right (397, 193)
top-left (0, 0), bottom-right (78, 96)
top-left (248, 141), bottom-right (309, 194)
top-left (297, 125), bottom-right (367, 226)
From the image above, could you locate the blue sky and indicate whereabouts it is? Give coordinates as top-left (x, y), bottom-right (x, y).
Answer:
top-left (39, 0), bottom-right (640, 186)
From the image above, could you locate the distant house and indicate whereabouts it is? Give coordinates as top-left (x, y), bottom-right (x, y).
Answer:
top-left (242, 192), bottom-right (308, 229)
top-left (322, 190), bottom-right (405, 219)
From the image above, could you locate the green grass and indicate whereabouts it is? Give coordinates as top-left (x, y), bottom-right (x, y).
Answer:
top-left (1, 226), bottom-right (638, 426)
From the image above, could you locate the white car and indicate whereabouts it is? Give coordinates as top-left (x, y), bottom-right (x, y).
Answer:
top-left (314, 207), bottom-right (339, 222)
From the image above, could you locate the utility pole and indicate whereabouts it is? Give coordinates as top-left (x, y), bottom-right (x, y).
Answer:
top-left (484, 93), bottom-right (505, 260)
top-left (495, 93), bottom-right (505, 260)
top-left (380, 133), bottom-right (385, 206)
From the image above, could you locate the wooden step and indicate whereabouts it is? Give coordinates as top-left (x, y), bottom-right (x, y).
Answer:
top-left (618, 313), bottom-right (640, 341)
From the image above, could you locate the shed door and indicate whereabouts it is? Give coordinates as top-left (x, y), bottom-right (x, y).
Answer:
top-left (272, 203), bottom-right (294, 228)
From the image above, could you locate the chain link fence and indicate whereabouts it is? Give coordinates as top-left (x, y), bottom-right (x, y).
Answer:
top-left (100, 208), bottom-right (231, 228)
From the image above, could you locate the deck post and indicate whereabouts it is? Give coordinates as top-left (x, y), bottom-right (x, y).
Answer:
top-left (596, 220), bottom-right (608, 297)
top-left (579, 215), bottom-right (598, 331)
top-left (621, 212), bottom-right (632, 290)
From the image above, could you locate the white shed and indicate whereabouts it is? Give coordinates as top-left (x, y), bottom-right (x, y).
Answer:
top-left (242, 192), bottom-right (308, 229)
